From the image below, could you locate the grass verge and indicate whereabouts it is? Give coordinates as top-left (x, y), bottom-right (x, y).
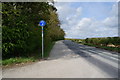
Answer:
top-left (2, 42), bottom-right (55, 66)
top-left (44, 42), bottom-right (55, 58)
top-left (2, 57), bottom-right (36, 66)
top-left (83, 43), bottom-right (120, 52)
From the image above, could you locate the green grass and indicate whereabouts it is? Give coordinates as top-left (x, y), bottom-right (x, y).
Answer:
top-left (2, 57), bottom-right (36, 66)
top-left (71, 39), bottom-right (120, 52)
top-left (44, 42), bottom-right (55, 58)
top-left (2, 42), bottom-right (55, 66)
top-left (72, 40), bottom-right (120, 52)
top-left (83, 43), bottom-right (120, 52)
top-left (99, 46), bottom-right (120, 52)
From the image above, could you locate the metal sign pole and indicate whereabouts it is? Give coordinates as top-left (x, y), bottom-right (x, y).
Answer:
top-left (42, 26), bottom-right (44, 59)
top-left (39, 20), bottom-right (46, 59)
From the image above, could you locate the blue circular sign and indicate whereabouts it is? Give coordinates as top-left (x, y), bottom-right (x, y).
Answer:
top-left (39, 20), bottom-right (46, 27)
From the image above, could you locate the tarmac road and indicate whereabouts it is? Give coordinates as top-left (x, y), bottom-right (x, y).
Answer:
top-left (2, 40), bottom-right (119, 78)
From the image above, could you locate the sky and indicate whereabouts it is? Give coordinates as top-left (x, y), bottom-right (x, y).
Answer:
top-left (54, 2), bottom-right (118, 39)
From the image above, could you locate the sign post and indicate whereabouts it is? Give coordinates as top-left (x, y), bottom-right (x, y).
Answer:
top-left (39, 20), bottom-right (46, 59)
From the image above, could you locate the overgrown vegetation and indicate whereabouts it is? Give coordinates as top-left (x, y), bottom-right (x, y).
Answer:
top-left (2, 57), bottom-right (36, 66)
top-left (2, 2), bottom-right (65, 65)
top-left (66, 37), bottom-right (120, 52)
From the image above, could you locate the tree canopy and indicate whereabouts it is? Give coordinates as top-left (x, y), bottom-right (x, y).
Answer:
top-left (2, 2), bottom-right (65, 59)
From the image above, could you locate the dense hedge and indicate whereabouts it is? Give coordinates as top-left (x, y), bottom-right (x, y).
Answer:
top-left (2, 2), bottom-right (65, 59)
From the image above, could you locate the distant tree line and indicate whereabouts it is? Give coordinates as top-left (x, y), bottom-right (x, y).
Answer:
top-left (2, 2), bottom-right (65, 59)
top-left (68, 37), bottom-right (120, 48)
top-left (84, 37), bottom-right (120, 47)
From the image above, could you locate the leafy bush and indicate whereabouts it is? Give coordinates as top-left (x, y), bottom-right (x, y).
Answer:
top-left (2, 2), bottom-right (65, 59)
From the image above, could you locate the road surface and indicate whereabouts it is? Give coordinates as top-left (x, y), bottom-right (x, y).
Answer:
top-left (2, 40), bottom-right (119, 78)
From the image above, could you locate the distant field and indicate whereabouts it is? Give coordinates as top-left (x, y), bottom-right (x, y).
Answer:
top-left (65, 37), bottom-right (120, 53)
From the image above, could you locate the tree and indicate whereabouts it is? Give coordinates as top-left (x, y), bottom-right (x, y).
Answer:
top-left (2, 2), bottom-right (65, 59)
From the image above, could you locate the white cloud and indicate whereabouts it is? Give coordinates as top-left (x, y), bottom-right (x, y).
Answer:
top-left (55, 3), bottom-right (76, 22)
top-left (103, 16), bottom-right (118, 27)
top-left (103, 3), bottom-right (118, 28)
top-left (110, 3), bottom-right (118, 16)
top-left (77, 18), bottom-right (92, 29)
top-left (55, 2), bottom-right (118, 39)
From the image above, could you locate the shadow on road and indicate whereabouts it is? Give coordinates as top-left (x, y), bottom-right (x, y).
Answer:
top-left (63, 40), bottom-right (119, 78)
